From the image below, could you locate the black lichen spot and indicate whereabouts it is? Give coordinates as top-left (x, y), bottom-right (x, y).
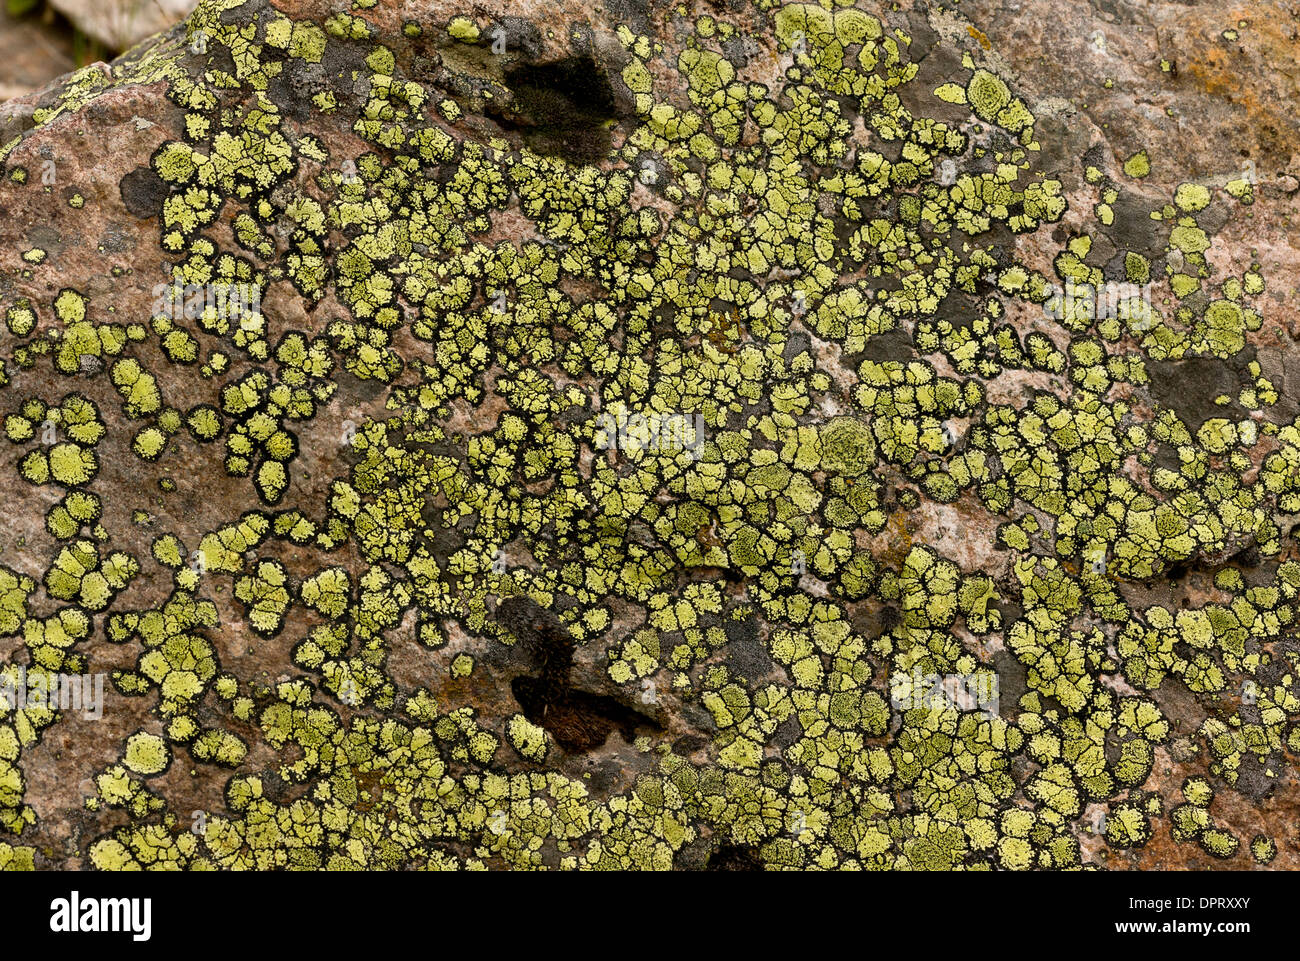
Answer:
top-left (992, 650), bottom-right (1028, 719)
top-left (268, 61), bottom-right (329, 123)
top-left (724, 617), bottom-right (773, 682)
top-left (119, 166), bottom-right (169, 220)
top-left (1146, 355), bottom-right (1245, 428)
top-left (493, 17), bottom-right (544, 60)
top-left (602, 0), bottom-right (651, 33)
top-left (859, 326), bottom-right (914, 364)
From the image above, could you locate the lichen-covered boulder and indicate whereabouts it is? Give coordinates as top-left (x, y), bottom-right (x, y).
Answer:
top-left (0, 0), bottom-right (1296, 871)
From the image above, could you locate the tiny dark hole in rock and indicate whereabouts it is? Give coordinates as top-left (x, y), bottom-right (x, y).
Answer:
top-left (500, 56), bottom-right (617, 164)
top-left (505, 609), bottom-right (659, 753)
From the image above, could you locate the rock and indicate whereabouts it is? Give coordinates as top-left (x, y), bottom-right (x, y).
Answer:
top-left (48, 0), bottom-right (199, 52)
top-left (0, 0), bottom-right (1295, 872)
top-left (0, 10), bottom-right (75, 101)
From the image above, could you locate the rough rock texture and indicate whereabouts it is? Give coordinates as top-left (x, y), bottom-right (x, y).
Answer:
top-left (0, 0), bottom-right (1296, 871)
top-left (48, 0), bottom-right (199, 52)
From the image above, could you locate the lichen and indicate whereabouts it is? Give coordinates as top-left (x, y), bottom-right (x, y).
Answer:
top-left (0, 0), bottom-right (1288, 872)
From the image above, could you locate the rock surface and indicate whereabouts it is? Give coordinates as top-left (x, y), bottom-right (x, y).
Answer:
top-left (0, 0), bottom-right (1295, 871)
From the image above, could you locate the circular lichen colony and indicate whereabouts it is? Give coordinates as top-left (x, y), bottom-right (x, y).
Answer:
top-left (0, 0), bottom-right (1291, 870)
